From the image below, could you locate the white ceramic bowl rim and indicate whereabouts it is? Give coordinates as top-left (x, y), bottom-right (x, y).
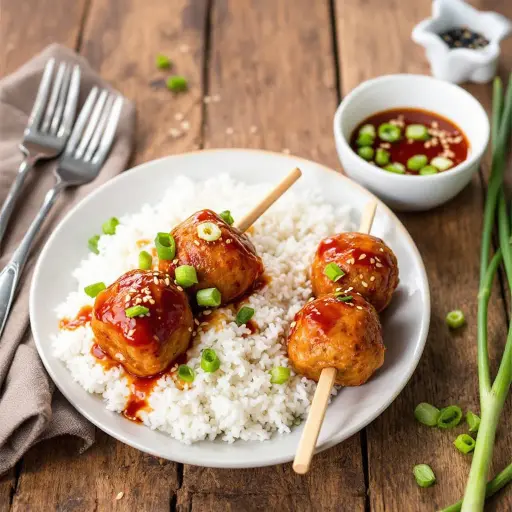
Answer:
top-left (334, 74), bottom-right (490, 181)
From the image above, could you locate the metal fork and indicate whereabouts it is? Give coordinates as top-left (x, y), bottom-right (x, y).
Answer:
top-left (0, 59), bottom-right (81, 251)
top-left (0, 87), bottom-right (124, 338)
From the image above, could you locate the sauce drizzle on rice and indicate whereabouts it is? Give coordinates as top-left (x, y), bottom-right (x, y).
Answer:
top-left (59, 305), bottom-right (93, 331)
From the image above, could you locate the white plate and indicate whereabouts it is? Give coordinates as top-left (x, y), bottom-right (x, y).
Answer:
top-left (30, 149), bottom-right (430, 468)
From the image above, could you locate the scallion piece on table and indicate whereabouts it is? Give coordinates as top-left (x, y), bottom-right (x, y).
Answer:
top-left (406, 124), bottom-right (429, 141)
top-left (102, 217), bottom-right (119, 235)
top-left (454, 434), bottom-right (476, 454)
top-left (384, 162), bottom-right (406, 174)
top-left (419, 165), bottom-right (438, 176)
top-left (359, 124), bottom-right (376, 138)
top-left (84, 282), bottom-right (106, 298)
top-left (437, 405), bottom-right (463, 429)
top-left (177, 364), bottom-right (195, 383)
top-left (125, 305), bottom-right (149, 318)
top-left (219, 210), bottom-right (234, 225)
top-left (414, 402), bottom-right (440, 427)
top-left (154, 232), bottom-right (176, 260)
top-left (138, 250), bottom-right (152, 270)
top-left (201, 349), bottom-right (220, 373)
top-left (166, 75), bottom-right (188, 93)
top-left (175, 265), bottom-right (198, 288)
top-left (196, 287), bottom-right (221, 307)
top-left (324, 262), bottom-right (345, 282)
top-left (356, 133), bottom-right (374, 146)
top-left (375, 148), bottom-right (390, 166)
top-left (407, 154), bottom-right (428, 171)
top-left (431, 156), bottom-right (454, 171)
top-left (466, 411), bottom-right (481, 433)
top-left (378, 123), bottom-right (401, 142)
top-left (155, 53), bottom-right (172, 69)
top-left (197, 222), bottom-right (222, 241)
top-left (413, 464), bottom-right (436, 488)
top-left (88, 235), bottom-right (100, 254)
top-left (446, 310), bottom-right (465, 329)
top-left (236, 306), bottom-right (255, 326)
top-left (358, 146), bottom-right (374, 161)
top-left (270, 366), bottom-right (290, 384)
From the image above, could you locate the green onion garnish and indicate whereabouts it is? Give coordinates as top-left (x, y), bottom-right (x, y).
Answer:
top-left (139, 250), bottom-right (152, 270)
top-left (219, 210), bottom-right (234, 225)
top-left (155, 53), bottom-right (172, 69)
top-left (166, 75), bottom-right (188, 93)
top-left (84, 282), bottom-right (106, 298)
top-left (454, 434), bottom-right (476, 454)
top-left (102, 217), bottom-right (119, 235)
top-left (413, 464), bottom-right (436, 488)
top-left (359, 124), bottom-right (376, 138)
top-left (414, 402), bottom-right (440, 427)
top-left (437, 405), bottom-right (463, 429)
top-left (466, 411), bottom-right (481, 433)
top-left (197, 222), bottom-right (222, 241)
top-left (196, 287), bottom-right (221, 307)
top-left (375, 148), bottom-right (390, 166)
top-left (356, 133), bottom-right (374, 147)
top-left (405, 124), bottom-right (429, 141)
top-left (125, 305), bottom-right (149, 318)
top-left (384, 162), bottom-right (406, 174)
top-left (270, 366), bottom-right (290, 384)
top-left (378, 123), bottom-right (401, 142)
top-left (88, 235), bottom-right (100, 254)
top-left (407, 154), bottom-right (428, 171)
top-left (177, 364), bottom-right (195, 383)
top-left (201, 349), bottom-right (220, 373)
top-left (154, 232), bottom-right (176, 260)
top-left (431, 156), bottom-right (454, 171)
top-left (236, 306), bottom-right (255, 326)
top-left (446, 309), bottom-right (465, 329)
top-left (358, 146), bottom-right (374, 161)
top-left (175, 265), bottom-right (198, 288)
top-left (419, 165), bottom-right (438, 176)
top-left (336, 294), bottom-right (353, 303)
top-left (324, 262), bottom-right (345, 282)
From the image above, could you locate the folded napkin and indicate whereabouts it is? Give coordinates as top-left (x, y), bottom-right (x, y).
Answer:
top-left (0, 44), bottom-right (135, 474)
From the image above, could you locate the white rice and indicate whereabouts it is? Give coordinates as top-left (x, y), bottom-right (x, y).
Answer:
top-left (52, 174), bottom-right (355, 443)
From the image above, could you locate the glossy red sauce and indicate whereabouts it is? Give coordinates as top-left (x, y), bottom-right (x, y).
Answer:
top-left (350, 108), bottom-right (469, 174)
top-left (123, 373), bottom-right (163, 422)
top-left (59, 305), bottom-right (92, 330)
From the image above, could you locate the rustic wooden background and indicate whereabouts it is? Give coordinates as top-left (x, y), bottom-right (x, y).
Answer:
top-left (1, 0), bottom-right (511, 510)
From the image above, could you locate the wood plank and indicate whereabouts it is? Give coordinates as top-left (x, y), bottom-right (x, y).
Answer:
top-left (10, 0), bottom-right (208, 509)
top-left (335, 0), bottom-right (512, 510)
top-left (0, 469), bottom-right (14, 512)
top-left (178, 1), bottom-right (365, 510)
top-left (0, 0), bottom-right (88, 76)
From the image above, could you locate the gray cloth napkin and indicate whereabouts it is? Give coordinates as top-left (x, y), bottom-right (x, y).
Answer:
top-left (0, 44), bottom-right (135, 474)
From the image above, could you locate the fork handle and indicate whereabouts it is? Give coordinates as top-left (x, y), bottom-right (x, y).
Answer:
top-left (0, 178), bottom-right (65, 339)
top-left (0, 156), bottom-right (38, 251)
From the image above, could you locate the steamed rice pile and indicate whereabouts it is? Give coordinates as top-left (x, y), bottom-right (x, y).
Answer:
top-left (52, 174), bottom-right (355, 443)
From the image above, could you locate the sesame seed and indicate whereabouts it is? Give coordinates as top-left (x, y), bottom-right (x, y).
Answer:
top-left (370, 276), bottom-right (376, 282)
top-left (250, 125), bottom-right (258, 134)
top-left (165, 277), bottom-right (170, 286)
top-left (153, 335), bottom-right (159, 341)
top-left (226, 127), bottom-right (234, 135)
top-left (358, 254), bottom-right (366, 260)
top-left (194, 240), bottom-right (200, 246)
top-left (169, 128), bottom-right (182, 139)
top-left (203, 96), bottom-right (211, 103)
top-left (194, 319), bottom-right (200, 325)
top-left (290, 321), bottom-right (296, 328)
top-left (125, 294), bottom-right (130, 302)
top-left (379, 248), bottom-right (384, 252)
top-left (149, 299), bottom-right (155, 305)
top-left (116, 491), bottom-right (124, 500)
top-left (359, 274), bottom-right (364, 279)
top-left (375, 256), bottom-right (381, 262)
top-left (376, 263), bottom-right (383, 268)
top-left (127, 329), bottom-right (134, 337)
top-left (226, 239), bottom-right (232, 244)
top-left (203, 310), bottom-right (212, 315)
top-left (356, 306), bottom-right (363, 310)
top-left (177, 286), bottom-right (184, 292)
top-left (348, 258), bottom-right (355, 265)
top-left (362, 281), bottom-right (368, 287)
top-left (335, 287), bottom-right (341, 291)
top-left (135, 297), bottom-right (142, 305)
top-left (180, 44), bottom-right (189, 53)
top-left (153, 277), bottom-right (159, 285)
top-left (115, 353), bottom-right (125, 362)
top-left (174, 112), bottom-right (184, 121)
top-left (346, 287), bottom-right (353, 292)
top-left (188, 327), bottom-right (193, 332)
top-left (308, 297), bottom-right (315, 302)
top-left (348, 302), bottom-right (354, 307)
top-left (370, 258), bottom-right (375, 264)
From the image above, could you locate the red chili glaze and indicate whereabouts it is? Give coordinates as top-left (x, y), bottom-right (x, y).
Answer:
top-left (59, 305), bottom-right (93, 330)
top-left (91, 343), bottom-right (107, 359)
top-left (90, 343), bottom-right (118, 371)
top-left (350, 108), bottom-right (469, 174)
top-left (123, 373), bottom-right (162, 422)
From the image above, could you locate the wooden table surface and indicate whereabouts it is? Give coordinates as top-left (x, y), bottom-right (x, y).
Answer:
top-left (1, 0), bottom-right (512, 510)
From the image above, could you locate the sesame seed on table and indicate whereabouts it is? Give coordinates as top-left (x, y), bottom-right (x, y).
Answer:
top-left (1, 0), bottom-right (511, 511)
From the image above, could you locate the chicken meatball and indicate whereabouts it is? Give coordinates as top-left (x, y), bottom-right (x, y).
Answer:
top-left (91, 269), bottom-right (193, 377)
top-left (311, 232), bottom-right (398, 312)
top-left (287, 293), bottom-right (384, 386)
top-left (159, 209), bottom-right (264, 305)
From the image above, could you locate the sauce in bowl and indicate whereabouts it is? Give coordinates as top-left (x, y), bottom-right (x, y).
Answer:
top-left (350, 108), bottom-right (469, 176)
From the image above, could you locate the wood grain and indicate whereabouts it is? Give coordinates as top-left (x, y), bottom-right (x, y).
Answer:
top-left (335, 0), bottom-right (512, 510)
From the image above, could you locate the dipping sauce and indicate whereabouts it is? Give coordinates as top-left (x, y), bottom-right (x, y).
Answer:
top-left (439, 27), bottom-right (489, 50)
top-left (350, 108), bottom-right (469, 176)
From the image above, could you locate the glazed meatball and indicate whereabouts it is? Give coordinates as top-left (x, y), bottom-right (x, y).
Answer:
top-left (159, 209), bottom-right (264, 305)
top-left (91, 269), bottom-right (193, 377)
top-left (311, 232), bottom-right (398, 312)
top-left (287, 293), bottom-right (384, 386)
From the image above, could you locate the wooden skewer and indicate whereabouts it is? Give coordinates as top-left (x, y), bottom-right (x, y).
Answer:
top-left (292, 199), bottom-right (378, 475)
top-left (235, 167), bottom-right (302, 233)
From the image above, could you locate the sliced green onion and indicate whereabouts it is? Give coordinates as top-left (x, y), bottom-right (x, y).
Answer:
top-left (431, 156), bottom-right (454, 171)
top-left (236, 306), bottom-right (255, 326)
top-left (413, 464), bottom-right (436, 488)
top-left (219, 210), bottom-right (234, 225)
top-left (375, 148), bottom-right (390, 166)
top-left (437, 405), bottom-right (463, 429)
top-left (166, 75), bottom-right (188, 93)
top-left (384, 162), bottom-right (406, 174)
top-left (201, 349), bottom-right (220, 373)
top-left (84, 282), bottom-right (106, 298)
top-left (125, 305), bottom-right (149, 318)
top-left (358, 146), bottom-right (374, 161)
top-left (407, 154), bottom-right (428, 171)
top-left (155, 53), bottom-right (172, 69)
top-left (359, 124), bottom-right (376, 138)
top-left (197, 222), bottom-right (222, 242)
top-left (270, 366), bottom-right (291, 384)
top-left (406, 124), bottom-right (429, 141)
top-left (414, 402), bottom-right (441, 427)
top-left (336, 294), bottom-right (353, 302)
top-left (446, 309), bottom-right (465, 329)
top-left (175, 265), bottom-right (198, 288)
top-left (155, 232), bottom-right (176, 260)
top-left (139, 250), bottom-right (152, 270)
top-left (324, 262), bottom-right (345, 282)
top-left (88, 235), bottom-right (100, 254)
top-left (466, 411), bottom-right (481, 433)
top-left (102, 217), bottom-right (119, 235)
top-left (177, 364), bottom-right (195, 383)
top-left (196, 287), bottom-right (221, 307)
top-left (378, 123), bottom-right (401, 142)
top-left (356, 133), bottom-right (374, 147)
top-left (454, 434), bottom-right (476, 454)
top-left (419, 165), bottom-right (438, 176)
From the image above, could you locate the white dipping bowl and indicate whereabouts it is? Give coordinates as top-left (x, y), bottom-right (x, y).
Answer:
top-left (333, 74), bottom-right (490, 211)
